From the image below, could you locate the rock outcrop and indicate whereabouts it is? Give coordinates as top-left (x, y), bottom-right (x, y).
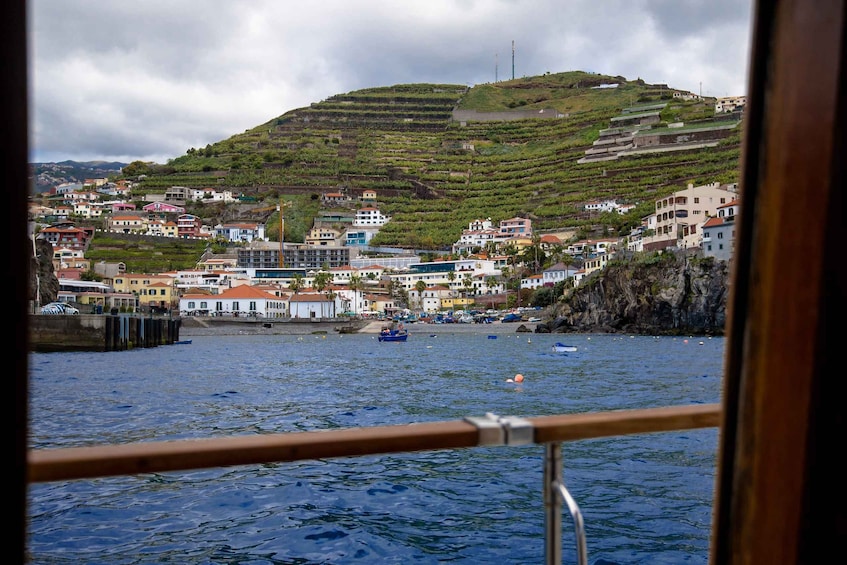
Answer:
top-left (536, 252), bottom-right (728, 336)
top-left (30, 237), bottom-right (59, 305)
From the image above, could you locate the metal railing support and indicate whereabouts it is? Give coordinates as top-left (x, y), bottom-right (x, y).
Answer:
top-left (545, 442), bottom-right (588, 565)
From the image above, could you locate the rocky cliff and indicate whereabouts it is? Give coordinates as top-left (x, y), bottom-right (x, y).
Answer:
top-left (536, 252), bottom-right (729, 336)
top-left (30, 238), bottom-right (59, 305)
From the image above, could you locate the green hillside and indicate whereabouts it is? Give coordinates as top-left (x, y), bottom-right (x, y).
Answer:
top-left (121, 71), bottom-right (741, 251)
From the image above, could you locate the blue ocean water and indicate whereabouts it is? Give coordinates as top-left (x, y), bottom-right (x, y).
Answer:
top-left (28, 332), bottom-right (723, 564)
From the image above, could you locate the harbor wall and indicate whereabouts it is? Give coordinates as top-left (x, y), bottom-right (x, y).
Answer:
top-left (30, 314), bottom-right (182, 353)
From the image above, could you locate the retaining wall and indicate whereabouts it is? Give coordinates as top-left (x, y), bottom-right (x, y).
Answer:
top-left (30, 314), bottom-right (182, 353)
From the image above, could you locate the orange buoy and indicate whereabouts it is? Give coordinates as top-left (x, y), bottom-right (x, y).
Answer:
top-left (514, 373), bottom-right (524, 383)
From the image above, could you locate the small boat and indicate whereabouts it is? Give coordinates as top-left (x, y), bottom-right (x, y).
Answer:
top-left (552, 342), bottom-right (577, 353)
top-left (378, 328), bottom-right (408, 342)
top-left (174, 339), bottom-right (192, 345)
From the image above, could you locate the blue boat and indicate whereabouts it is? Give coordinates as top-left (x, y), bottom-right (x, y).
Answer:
top-left (378, 328), bottom-right (408, 342)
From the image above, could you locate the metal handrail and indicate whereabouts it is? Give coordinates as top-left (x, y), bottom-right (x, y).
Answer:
top-left (545, 442), bottom-right (589, 565)
top-left (27, 404), bottom-right (721, 565)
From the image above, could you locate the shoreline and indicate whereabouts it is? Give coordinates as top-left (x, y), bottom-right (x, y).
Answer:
top-left (178, 318), bottom-right (538, 336)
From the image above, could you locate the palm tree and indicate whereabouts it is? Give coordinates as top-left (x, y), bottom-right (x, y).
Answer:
top-left (289, 274), bottom-right (304, 294)
top-left (519, 234), bottom-right (545, 274)
top-left (313, 271), bottom-right (332, 296)
top-left (414, 280), bottom-right (427, 311)
top-left (312, 271), bottom-right (333, 318)
top-left (348, 274), bottom-right (363, 315)
top-left (446, 270), bottom-right (457, 298)
top-left (501, 243), bottom-right (521, 307)
top-left (461, 273), bottom-right (474, 305)
top-left (485, 276), bottom-right (498, 309)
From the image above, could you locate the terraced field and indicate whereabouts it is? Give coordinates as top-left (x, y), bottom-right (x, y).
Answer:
top-left (126, 71), bottom-right (741, 249)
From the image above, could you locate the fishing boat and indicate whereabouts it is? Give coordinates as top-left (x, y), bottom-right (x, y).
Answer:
top-left (552, 342), bottom-right (577, 353)
top-left (378, 327), bottom-right (408, 342)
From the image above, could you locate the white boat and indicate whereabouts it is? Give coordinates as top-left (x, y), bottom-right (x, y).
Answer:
top-left (552, 342), bottom-right (577, 353)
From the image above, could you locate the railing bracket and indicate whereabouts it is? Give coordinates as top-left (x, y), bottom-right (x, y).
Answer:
top-left (464, 413), bottom-right (534, 446)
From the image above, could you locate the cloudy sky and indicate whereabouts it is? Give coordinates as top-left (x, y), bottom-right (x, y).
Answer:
top-left (29, 0), bottom-right (753, 164)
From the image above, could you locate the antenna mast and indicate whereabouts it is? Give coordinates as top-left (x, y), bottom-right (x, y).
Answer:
top-left (512, 40), bottom-right (515, 80)
top-left (278, 199), bottom-right (288, 268)
top-left (278, 200), bottom-right (283, 267)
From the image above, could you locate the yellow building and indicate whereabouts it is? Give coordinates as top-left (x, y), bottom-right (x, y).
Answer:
top-left (112, 273), bottom-right (178, 311)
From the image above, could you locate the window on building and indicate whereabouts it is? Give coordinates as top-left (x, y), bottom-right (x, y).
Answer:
top-left (718, 233), bottom-right (724, 239)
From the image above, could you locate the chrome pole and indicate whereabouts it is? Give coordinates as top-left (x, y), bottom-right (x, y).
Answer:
top-left (544, 442), bottom-right (562, 564)
top-left (545, 442), bottom-right (588, 565)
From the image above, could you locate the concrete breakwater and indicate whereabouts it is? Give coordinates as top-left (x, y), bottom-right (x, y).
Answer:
top-left (178, 316), bottom-right (372, 336)
top-left (29, 314), bottom-right (182, 353)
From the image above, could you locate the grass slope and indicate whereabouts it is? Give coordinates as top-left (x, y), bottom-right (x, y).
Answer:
top-left (121, 71), bottom-right (740, 253)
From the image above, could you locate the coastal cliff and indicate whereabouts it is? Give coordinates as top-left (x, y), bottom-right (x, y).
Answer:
top-left (536, 251), bottom-right (729, 336)
top-left (31, 238), bottom-right (59, 305)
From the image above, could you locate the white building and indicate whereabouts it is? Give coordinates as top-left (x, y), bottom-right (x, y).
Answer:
top-left (179, 284), bottom-right (287, 318)
top-left (702, 199), bottom-right (740, 261)
top-left (214, 222), bottom-right (266, 243)
top-left (715, 96), bottom-right (746, 113)
top-left (452, 217), bottom-right (533, 255)
top-left (584, 199), bottom-right (619, 213)
top-left (353, 207), bottom-right (390, 227)
top-left (289, 293), bottom-right (336, 319)
top-left (542, 262), bottom-right (579, 286)
top-left (641, 181), bottom-right (739, 251)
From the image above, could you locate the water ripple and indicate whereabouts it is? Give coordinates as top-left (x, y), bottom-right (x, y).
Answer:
top-left (28, 333), bottom-right (723, 564)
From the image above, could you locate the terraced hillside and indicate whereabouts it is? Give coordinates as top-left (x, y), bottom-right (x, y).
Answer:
top-left (126, 71), bottom-right (741, 249)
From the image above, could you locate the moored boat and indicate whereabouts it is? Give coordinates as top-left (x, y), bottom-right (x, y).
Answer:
top-left (552, 342), bottom-right (577, 353)
top-left (378, 327), bottom-right (408, 342)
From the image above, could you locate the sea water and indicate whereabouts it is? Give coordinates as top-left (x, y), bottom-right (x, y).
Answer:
top-left (28, 332), bottom-right (723, 564)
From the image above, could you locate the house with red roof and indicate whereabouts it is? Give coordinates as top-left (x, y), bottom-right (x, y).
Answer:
top-left (179, 284), bottom-right (288, 318)
top-left (289, 292), bottom-right (336, 319)
top-left (37, 224), bottom-right (92, 250)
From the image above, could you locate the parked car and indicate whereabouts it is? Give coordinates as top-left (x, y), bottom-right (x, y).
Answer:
top-left (40, 302), bottom-right (80, 315)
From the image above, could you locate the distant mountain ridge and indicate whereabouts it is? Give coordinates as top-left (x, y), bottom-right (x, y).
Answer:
top-left (30, 160), bottom-right (127, 193)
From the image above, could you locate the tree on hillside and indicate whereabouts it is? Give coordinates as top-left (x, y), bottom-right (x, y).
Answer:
top-left (461, 273), bottom-right (474, 301)
top-left (289, 274), bottom-right (304, 294)
top-left (447, 270), bottom-right (456, 298)
top-left (349, 274), bottom-right (363, 314)
top-left (312, 271), bottom-right (332, 296)
top-left (485, 276), bottom-right (498, 308)
top-left (414, 280), bottom-right (426, 310)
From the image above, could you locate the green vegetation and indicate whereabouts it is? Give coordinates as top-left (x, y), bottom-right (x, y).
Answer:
top-left (85, 234), bottom-right (208, 273)
top-left (106, 71), bottom-right (740, 259)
